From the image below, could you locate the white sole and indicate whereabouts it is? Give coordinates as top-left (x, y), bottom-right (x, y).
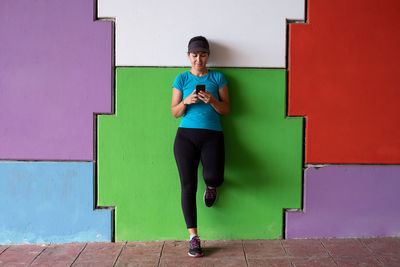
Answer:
top-left (188, 252), bottom-right (203, 257)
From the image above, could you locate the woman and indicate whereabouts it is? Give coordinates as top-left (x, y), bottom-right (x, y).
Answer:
top-left (171, 36), bottom-right (230, 257)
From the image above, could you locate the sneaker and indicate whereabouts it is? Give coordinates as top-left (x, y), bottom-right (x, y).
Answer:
top-left (188, 236), bottom-right (203, 257)
top-left (203, 186), bottom-right (217, 207)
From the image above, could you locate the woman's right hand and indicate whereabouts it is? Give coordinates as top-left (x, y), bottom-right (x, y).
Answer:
top-left (183, 89), bottom-right (199, 105)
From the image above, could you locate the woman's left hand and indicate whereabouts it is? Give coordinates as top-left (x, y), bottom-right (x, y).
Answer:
top-left (198, 90), bottom-right (215, 104)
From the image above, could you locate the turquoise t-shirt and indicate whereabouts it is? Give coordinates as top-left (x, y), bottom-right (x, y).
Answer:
top-left (173, 70), bottom-right (227, 131)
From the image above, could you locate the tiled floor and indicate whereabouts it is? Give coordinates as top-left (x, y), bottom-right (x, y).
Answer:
top-left (0, 237), bottom-right (399, 266)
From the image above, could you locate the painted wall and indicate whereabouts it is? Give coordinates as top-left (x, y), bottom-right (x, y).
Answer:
top-left (95, 0), bottom-right (306, 241)
top-left (0, 0), bottom-right (112, 161)
top-left (97, 0), bottom-right (305, 67)
top-left (285, 0), bottom-right (400, 238)
top-left (1, 0), bottom-right (399, 244)
top-left (0, 0), bottom-right (112, 244)
top-left (286, 166), bottom-right (400, 238)
top-left (98, 68), bottom-right (303, 240)
top-left (288, 0), bottom-right (400, 164)
top-left (98, 0), bottom-right (400, 240)
top-left (0, 162), bottom-right (111, 244)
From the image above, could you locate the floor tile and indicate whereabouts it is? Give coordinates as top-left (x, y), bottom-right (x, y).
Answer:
top-left (159, 256), bottom-right (207, 267)
top-left (376, 254), bottom-right (400, 267)
top-left (160, 257), bottom-right (208, 267)
top-left (361, 237), bottom-right (400, 257)
top-left (334, 255), bottom-right (384, 266)
top-left (321, 238), bottom-right (372, 258)
top-left (243, 239), bottom-right (286, 259)
top-left (0, 246), bottom-right (9, 254)
top-left (114, 242), bottom-right (162, 267)
top-left (30, 243), bottom-right (85, 266)
top-left (0, 244), bottom-right (48, 266)
top-left (0, 237), bottom-right (398, 266)
top-left (162, 240), bottom-right (193, 258)
top-left (247, 258), bottom-right (292, 267)
top-left (207, 257), bottom-right (247, 267)
top-left (72, 241), bottom-right (125, 267)
top-left (290, 256), bottom-right (337, 267)
top-left (125, 241), bottom-right (164, 256)
top-left (202, 240), bottom-right (245, 258)
top-left (282, 239), bottom-right (328, 258)
top-left (115, 258), bottom-right (161, 267)
top-left (161, 257), bottom-right (247, 267)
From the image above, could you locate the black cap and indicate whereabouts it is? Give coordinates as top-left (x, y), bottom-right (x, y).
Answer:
top-left (188, 36), bottom-right (210, 53)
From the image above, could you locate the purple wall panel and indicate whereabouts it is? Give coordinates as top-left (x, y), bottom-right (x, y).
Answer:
top-left (0, 0), bottom-right (112, 160)
top-left (286, 166), bottom-right (400, 239)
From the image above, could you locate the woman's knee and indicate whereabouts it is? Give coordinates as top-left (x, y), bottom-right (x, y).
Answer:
top-left (181, 180), bottom-right (197, 194)
top-left (203, 174), bottom-right (224, 188)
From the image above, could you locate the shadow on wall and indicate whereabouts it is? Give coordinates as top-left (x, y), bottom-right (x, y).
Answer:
top-left (207, 41), bottom-right (236, 67)
top-left (219, 73), bottom-right (267, 194)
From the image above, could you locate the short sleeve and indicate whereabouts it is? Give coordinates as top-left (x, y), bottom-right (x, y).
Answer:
top-left (217, 72), bottom-right (228, 89)
top-left (172, 74), bottom-right (183, 92)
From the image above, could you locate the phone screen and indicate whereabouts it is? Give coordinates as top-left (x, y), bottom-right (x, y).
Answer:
top-left (196, 85), bottom-right (205, 94)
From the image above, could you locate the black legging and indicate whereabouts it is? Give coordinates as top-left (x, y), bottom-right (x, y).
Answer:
top-left (173, 127), bottom-right (225, 228)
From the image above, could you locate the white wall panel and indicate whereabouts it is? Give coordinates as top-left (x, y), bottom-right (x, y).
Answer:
top-left (98, 0), bottom-right (304, 67)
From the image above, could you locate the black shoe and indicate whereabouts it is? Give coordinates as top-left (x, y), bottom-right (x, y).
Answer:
top-left (188, 236), bottom-right (203, 257)
top-left (203, 186), bottom-right (217, 207)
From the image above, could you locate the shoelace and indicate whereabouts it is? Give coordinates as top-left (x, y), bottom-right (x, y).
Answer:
top-left (190, 236), bottom-right (200, 248)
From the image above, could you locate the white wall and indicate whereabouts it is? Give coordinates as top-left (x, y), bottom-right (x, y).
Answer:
top-left (98, 0), bottom-right (304, 67)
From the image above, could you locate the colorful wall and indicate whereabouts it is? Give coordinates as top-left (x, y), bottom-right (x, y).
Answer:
top-left (0, 0), bottom-right (399, 244)
top-left (286, 0), bottom-right (400, 238)
top-left (0, 0), bottom-right (113, 244)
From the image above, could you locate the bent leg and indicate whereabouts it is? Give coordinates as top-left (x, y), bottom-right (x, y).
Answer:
top-left (201, 131), bottom-right (225, 188)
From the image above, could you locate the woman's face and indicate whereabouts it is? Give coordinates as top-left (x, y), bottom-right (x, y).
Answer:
top-left (188, 52), bottom-right (209, 71)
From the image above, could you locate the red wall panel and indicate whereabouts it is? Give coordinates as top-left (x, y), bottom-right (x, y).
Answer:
top-left (288, 0), bottom-right (400, 163)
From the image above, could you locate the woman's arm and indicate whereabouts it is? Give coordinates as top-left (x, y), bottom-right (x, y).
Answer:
top-left (171, 88), bottom-right (199, 118)
top-left (198, 84), bottom-right (230, 115)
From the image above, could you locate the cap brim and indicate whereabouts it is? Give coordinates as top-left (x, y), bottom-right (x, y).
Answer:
top-left (188, 47), bottom-right (209, 53)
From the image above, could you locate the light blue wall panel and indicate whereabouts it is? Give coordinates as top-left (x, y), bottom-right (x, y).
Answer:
top-left (0, 162), bottom-right (111, 244)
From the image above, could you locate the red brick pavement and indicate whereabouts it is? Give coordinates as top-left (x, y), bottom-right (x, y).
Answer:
top-left (0, 237), bottom-right (399, 266)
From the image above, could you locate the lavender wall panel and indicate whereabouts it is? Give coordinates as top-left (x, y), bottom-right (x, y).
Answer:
top-left (0, 0), bottom-right (112, 160)
top-left (286, 166), bottom-right (400, 238)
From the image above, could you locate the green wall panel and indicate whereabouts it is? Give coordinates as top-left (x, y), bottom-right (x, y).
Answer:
top-left (98, 67), bottom-right (303, 241)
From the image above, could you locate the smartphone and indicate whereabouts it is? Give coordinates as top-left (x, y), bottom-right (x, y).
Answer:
top-left (196, 84), bottom-right (205, 94)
